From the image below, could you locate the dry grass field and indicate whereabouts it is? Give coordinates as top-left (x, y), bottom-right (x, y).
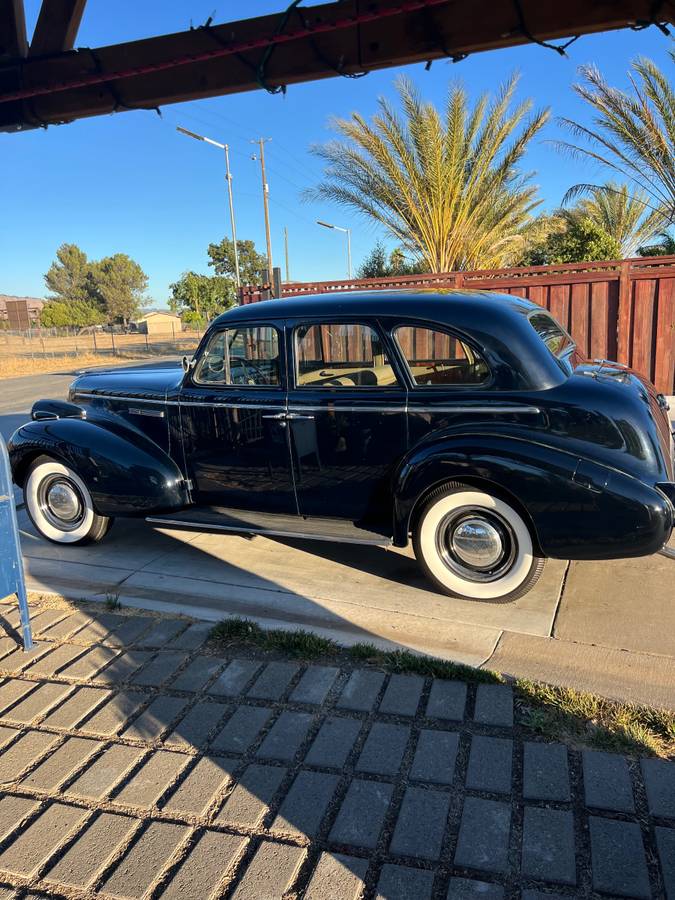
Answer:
top-left (0, 330), bottom-right (203, 379)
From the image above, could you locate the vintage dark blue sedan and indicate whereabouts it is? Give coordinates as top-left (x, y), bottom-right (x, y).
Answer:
top-left (8, 291), bottom-right (675, 602)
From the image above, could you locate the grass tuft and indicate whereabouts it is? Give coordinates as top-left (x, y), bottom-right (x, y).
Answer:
top-left (210, 618), bottom-right (338, 659)
top-left (104, 592), bottom-right (121, 612)
top-left (515, 680), bottom-right (675, 758)
top-left (209, 617), bottom-right (675, 757)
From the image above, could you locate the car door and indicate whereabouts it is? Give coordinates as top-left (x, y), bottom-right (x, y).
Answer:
top-left (179, 320), bottom-right (296, 513)
top-left (393, 321), bottom-right (495, 444)
top-left (286, 318), bottom-right (408, 526)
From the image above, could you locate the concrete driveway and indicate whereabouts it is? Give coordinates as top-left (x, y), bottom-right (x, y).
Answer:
top-left (4, 371), bottom-right (675, 709)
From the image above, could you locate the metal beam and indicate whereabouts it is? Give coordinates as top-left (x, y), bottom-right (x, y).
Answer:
top-left (0, 0), bottom-right (27, 58)
top-left (0, 0), bottom-right (672, 130)
top-left (29, 0), bottom-right (87, 57)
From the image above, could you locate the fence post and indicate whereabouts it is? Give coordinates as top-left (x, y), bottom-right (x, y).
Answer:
top-left (93, 330), bottom-right (98, 353)
top-left (111, 331), bottom-right (116, 356)
top-left (617, 260), bottom-right (632, 366)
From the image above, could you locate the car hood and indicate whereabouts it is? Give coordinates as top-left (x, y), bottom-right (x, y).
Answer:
top-left (69, 362), bottom-right (185, 403)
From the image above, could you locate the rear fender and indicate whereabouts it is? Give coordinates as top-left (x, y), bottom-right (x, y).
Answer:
top-left (8, 417), bottom-right (188, 516)
top-left (393, 434), bottom-right (672, 559)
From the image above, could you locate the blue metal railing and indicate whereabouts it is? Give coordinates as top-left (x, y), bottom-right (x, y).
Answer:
top-left (0, 435), bottom-right (33, 651)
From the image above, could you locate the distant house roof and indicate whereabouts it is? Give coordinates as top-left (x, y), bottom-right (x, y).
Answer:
top-left (138, 309), bottom-right (180, 320)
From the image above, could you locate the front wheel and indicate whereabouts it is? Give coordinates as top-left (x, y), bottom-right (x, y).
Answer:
top-left (25, 456), bottom-right (113, 545)
top-left (413, 484), bottom-right (545, 602)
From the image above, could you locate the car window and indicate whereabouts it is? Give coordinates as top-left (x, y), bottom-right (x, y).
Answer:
top-left (193, 326), bottom-right (280, 386)
top-left (395, 326), bottom-right (490, 386)
top-left (294, 323), bottom-right (399, 388)
top-left (529, 312), bottom-right (573, 357)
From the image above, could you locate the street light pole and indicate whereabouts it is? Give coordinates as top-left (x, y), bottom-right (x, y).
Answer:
top-left (223, 144), bottom-right (240, 288)
top-left (317, 220), bottom-right (352, 279)
top-left (252, 137), bottom-right (274, 287)
top-left (177, 125), bottom-right (240, 288)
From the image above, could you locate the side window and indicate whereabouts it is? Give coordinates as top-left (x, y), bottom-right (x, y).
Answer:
top-left (295, 323), bottom-right (398, 388)
top-left (194, 325), bottom-right (280, 386)
top-left (395, 326), bottom-right (490, 386)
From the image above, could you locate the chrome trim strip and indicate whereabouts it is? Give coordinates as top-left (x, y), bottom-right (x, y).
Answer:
top-left (289, 405), bottom-right (407, 414)
top-left (73, 392), bottom-right (286, 411)
top-left (408, 405), bottom-right (541, 414)
top-left (180, 401), bottom-right (286, 411)
top-left (129, 407), bottom-right (165, 418)
top-left (74, 392), bottom-right (173, 405)
top-left (146, 516), bottom-right (392, 546)
top-left (74, 392), bottom-right (539, 416)
top-left (289, 404), bottom-right (540, 414)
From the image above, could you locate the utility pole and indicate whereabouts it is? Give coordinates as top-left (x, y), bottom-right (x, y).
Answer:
top-left (251, 137), bottom-right (273, 286)
top-left (177, 126), bottom-right (240, 288)
top-left (284, 227), bottom-right (290, 282)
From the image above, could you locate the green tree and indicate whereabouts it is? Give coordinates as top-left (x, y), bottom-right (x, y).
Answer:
top-left (40, 299), bottom-right (105, 328)
top-left (512, 214), bottom-right (568, 266)
top-left (357, 240), bottom-right (427, 277)
top-left (357, 241), bottom-right (389, 278)
top-left (557, 52), bottom-right (675, 227)
top-left (90, 254), bottom-right (148, 325)
top-left (307, 74), bottom-right (548, 272)
top-left (44, 243), bottom-right (94, 304)
top-left (546, 216), bottom-right (620, 264)
top-left (169, 271), bottom-right (235, 324)
top-left (207, 238), bottom-right (268, 285)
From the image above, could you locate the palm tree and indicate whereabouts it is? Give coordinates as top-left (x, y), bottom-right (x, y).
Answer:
top-left (638, 230), bottom-right (675, 257)
top-left (564, 182), bottom-right (667, 257)
top-left (557, 51), bottom-right (675, 227)
top-left (307, 75), bottom-right (549, 272)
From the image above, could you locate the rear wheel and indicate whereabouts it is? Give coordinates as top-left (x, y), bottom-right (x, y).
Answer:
top-left (413, 483), bottom-right (545, 602)
top-left (24, 456), bottom-right (113, 545)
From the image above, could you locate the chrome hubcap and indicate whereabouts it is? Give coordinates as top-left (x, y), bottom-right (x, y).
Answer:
top-left (436, 507), bottom-right (517, 583)
top-left (451, 517), bottom-right (504, 569)
top-left (38, 476), bottom-right (85, 531)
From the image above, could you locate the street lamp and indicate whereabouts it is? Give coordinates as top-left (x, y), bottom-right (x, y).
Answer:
top-left (317, 220), bottom-right (352, 280)
top-left (177, 125), bottom-right (240, 288)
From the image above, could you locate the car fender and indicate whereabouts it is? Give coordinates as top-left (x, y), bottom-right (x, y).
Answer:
top-left (392, 432), bottom-right (672, 559)
top-left (8, 415), bottom-right (188, 516)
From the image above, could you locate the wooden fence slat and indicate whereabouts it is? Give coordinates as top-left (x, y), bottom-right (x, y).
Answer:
top-left (631, 278), bottom-right (658, 381)
top-left (653, 277), bottom-right (675, 394)
top-left (589, 281), bottom-right (609, 360)
top-left (570, 282), bottom-right (590, 358)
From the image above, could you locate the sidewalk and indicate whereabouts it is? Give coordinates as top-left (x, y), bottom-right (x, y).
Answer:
top-left (0, 598), bottom-right (672, 899)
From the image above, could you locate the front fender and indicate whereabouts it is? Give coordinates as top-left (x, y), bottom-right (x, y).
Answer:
top-left (393, 434), bottom-right (672, 560)
top-left (8, 418), bottom-right (188, 516)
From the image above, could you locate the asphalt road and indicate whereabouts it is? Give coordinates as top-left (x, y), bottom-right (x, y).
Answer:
top-left (0, 359), bottom-right (180, 443)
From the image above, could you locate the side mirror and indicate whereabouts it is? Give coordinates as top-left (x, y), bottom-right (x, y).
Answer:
top-left (181, 356), bottom-right (196, 373)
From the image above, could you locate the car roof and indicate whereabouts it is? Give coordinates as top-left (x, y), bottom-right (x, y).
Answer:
top-left (213, 289), bottom-right (541, 328)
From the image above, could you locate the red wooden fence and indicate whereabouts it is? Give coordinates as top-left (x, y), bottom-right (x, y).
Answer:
top-left (239, 255), bottom-right (675, 394)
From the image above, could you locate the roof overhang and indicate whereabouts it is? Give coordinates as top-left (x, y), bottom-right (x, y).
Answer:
top-left (1, 0), bottom-right (673, 132)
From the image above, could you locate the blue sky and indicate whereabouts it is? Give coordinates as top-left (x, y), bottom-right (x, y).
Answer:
top-left (1, 2), bottom-right (672, 305)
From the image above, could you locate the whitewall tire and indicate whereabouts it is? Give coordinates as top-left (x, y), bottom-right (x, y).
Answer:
top-left (413, 483), bottom-right (545, 602)
top-left (24, 456), bottom-right (113, 545)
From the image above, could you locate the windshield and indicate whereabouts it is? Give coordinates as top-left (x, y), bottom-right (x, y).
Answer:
top-left (529, 312), bottom-right (574, 358)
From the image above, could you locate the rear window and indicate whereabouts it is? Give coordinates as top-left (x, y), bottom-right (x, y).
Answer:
top-left (529, 312), bottom-right (573, 357)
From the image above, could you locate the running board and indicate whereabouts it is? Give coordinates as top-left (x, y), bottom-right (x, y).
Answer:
top-left (146, 506), bottom-right (392, 547)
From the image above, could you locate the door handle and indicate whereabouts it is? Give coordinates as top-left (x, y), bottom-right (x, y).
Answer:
top-left (261, 412), bottom-right (287, 419)
top-left (286, 413), bottom-right (315, 420)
